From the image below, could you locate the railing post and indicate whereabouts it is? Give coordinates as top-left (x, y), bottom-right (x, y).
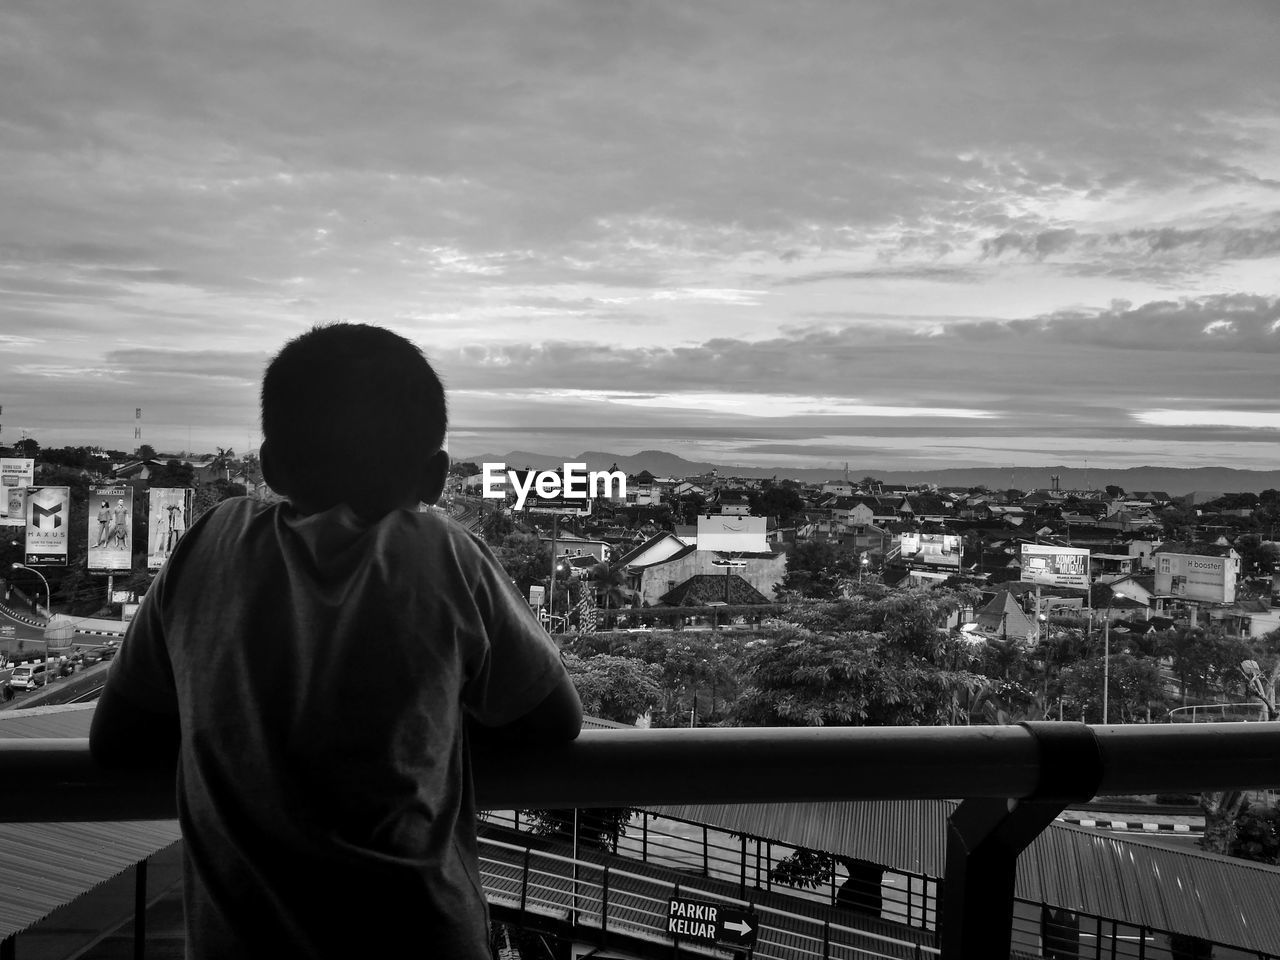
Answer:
top-left (941, 722), bottom-right (1103, 960)
top-left (520, 846), bottom-right (530, 917)
top-left (1138, 924), bottom-right (1146, 960)
top-left (702, 824), bottom-right (709, 876)
top-left (822, 919), bottom-right (830, 960)
top-left (134, 856), bottom-right (148, 960)
top-left (642, 811), bottom-right (648, 863)
top-left (601, 862), bottom-right (609, 946)
top-left (740, 832), bottom-right (747, 898)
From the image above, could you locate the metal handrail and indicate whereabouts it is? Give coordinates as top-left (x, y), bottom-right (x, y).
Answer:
top-left (6, 722), bottom-right (1280, 823)
top-left (5, 722), bottom-right (1280, 959)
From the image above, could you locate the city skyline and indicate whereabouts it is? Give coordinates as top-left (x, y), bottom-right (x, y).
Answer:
top-left (2, 2), bottom-right (1278, 471)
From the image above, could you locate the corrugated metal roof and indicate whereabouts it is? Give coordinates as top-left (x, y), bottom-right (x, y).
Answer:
top-left (650, 799), bottom-right (1280, 954)
top-left (0, 702), bottom-right (95, 738)
top-left (0, 703), bottom-right (181, 939)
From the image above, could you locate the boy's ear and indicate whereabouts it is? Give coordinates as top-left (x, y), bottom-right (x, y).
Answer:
top-left (417, 449), bottom-right (450, 506)
top-left (259, 441), bottom-right (291, 497)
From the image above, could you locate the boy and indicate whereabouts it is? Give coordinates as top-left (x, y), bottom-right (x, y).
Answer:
top-left (91, 323), bottom-right (582, 958)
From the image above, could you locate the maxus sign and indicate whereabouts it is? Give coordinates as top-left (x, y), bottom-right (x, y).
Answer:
top-left (666, 897), bottom-right (757, 949)
top-left (481, 462), bottom-right (625, 512)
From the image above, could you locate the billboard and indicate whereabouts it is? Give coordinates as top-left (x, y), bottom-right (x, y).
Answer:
top-left (147, 488), bottom-right (192, 569)
top-left (0, 458), bottom-right (34, 527)
top-left (88, 486), bottom-right (134, 574)
top-left (24, 486), bottom-right (70, 566)
top-left (697, 515), bottom-right (768, 553)
top-left (1155, 552), bottom-right (1236, 604)
top-left (900, 532), bottom-right (961, 568)
top-left (1020, 544), bottom-right (1090, 588)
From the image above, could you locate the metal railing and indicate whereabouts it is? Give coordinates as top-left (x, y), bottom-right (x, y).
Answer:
top-left (479, 835), bottom-right (936, 960)
top-left (483, 809), bottom-right (939, 930)
top-left (5, 722), bottom-right (1280, 959)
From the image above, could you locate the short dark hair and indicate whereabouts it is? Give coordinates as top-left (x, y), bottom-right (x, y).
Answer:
top-left (261, 323), bottom-right (447, 517)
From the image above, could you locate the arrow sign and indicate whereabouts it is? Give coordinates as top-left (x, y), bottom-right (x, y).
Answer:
top-left (715, 907), bottom-right (758, 947)
top-left (667, 898), bottom-right (757, 948)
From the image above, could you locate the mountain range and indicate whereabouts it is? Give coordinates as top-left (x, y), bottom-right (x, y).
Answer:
top-left (454, 449), bottom-right (1280, 497)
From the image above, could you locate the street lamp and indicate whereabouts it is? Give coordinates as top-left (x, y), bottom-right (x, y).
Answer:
top-left (9, 562), bottom-right (49, 623)
top-left (858, 554), bottom-right (870, 584)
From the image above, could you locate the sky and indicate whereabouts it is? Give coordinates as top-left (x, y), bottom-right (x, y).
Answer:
top-left (2, 1), bottom-right (1279, 473)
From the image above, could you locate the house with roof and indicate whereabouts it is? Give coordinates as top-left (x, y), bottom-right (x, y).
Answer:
top-left (1094, 574), bottom-right (1156, 611)
top-left (625, 470), bottom-right (663, 507)
top-left (829, 496), bottom-right (876, 527)
top-left (1207, 598), bottom-right (1280, 639)
top-left (658, 574), bottom-right (773, 607)
top-left (969, 589), bottom-right (1037, 641)
top-left (712, 490), bottom-right (752, 516)
top-left (537, 532), bottom-right (611, 563)
top-left (616, 533), bottom-right (787, 607)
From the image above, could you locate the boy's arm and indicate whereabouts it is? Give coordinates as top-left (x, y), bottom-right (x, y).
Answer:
top-left (463, 537), bottom-right (584, 743)
top-left (470, 666), bottom-right (582, 744)
top-left (90, 683), bottom-right (180, 769)
top-left (90, 560), bottom-right (181, 769)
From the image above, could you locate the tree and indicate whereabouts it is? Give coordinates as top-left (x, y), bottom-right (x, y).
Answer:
top-left (210, 446), bottom-right (236, 481)
top-left (480, 508), bottom-right (514, 544)
top-left (778, 541), bottom-right (861, 600)
top-left (150, 460), bottom-right (196, 488)
top-left (134, 444), bottom-right (157, 460)
top-left (1057, 654), bottom-right (1165, 723)
top-left (1105, 485), bottom-right (1126, 499)
top-left (587, 562), bottom-right (632, 627)
top-left (748, 487), bottom-right (806, 526)
top-left (449, 460), bottom-right (480, 477)
top-left (1159, 627), bottom-right (1250, 703)
top-left (564, 653), bottom-right (661, 725)
top-left (731, 593), bottom-right (985, 727)
top-left (492, 532), bottom-right (550, 594)
top-left (192, 478), bottom-right (247, 521)
top-left (11, 436), bottom-right (39, 458)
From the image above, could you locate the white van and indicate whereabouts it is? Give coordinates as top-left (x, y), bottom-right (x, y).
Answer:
top-left (10, 663), bottom-right (47, 691)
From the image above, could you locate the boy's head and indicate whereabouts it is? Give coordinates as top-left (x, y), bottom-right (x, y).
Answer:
top-left (260, 323), bottom-right (449, 519)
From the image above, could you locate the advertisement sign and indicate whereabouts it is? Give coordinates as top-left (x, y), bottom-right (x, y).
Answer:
top-left (147, 488), bottom-right (192, 569)
top-left (1155, 553), bottom-right (1236, 604)
top-left (0, 458), bottom-right (34, 527)
top-left (1020, 544), bottom-right (1090, 588)
top-left (88, 486), bottom-right (134, 574)
top-left (528, 585), bottom-right (546, 608)
top-left (696, 515), bottom-right (768, 553)
top-left (900, 532), bottom-right (961, 568)
top-left (24, 486), bottom-right (70, 565)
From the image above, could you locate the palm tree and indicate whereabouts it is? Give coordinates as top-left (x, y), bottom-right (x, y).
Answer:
top-left (589, 563), bottom-right (632, 628)
top-left (211, 447), bottom-right (236, 481)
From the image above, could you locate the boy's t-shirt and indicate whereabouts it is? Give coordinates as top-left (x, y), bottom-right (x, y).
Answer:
top-left (108, 497), bottom-right (567, 958)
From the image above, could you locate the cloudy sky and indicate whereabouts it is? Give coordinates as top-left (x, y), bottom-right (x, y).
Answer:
top-left (2, 1), bottom-right (1278, 472)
